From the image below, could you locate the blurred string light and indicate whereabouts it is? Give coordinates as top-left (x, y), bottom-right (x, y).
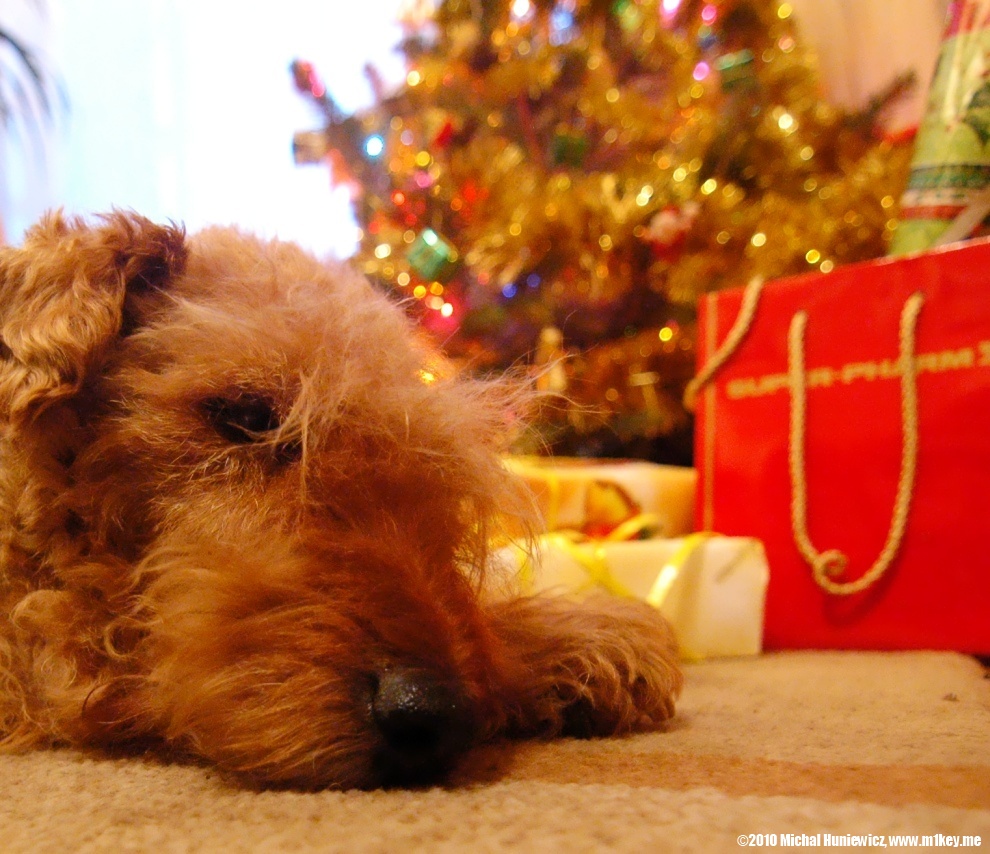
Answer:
top-left (511, 0), bottom-right (534, 23)
top-left (364, 134), bottom-right (385, 158)
top-left (549, 5), bottom-right (576, 45)
top-left (660, 0), bottom-right (683, 23)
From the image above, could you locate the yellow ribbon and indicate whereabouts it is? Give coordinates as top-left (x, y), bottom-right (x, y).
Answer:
top-left (544, 532), bottom-right (636, 597)
top-left (646, 532), bottom-right (716, 609)
top-left (604, 512), bottom-right (664, 541)
top-left (514, 525), bottom-right (716, 611)
top-left (514, 528), bottom-right (637, 598)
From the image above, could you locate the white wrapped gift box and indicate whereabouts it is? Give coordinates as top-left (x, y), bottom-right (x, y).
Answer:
top-left (496, 534), bottom-right (769, 661)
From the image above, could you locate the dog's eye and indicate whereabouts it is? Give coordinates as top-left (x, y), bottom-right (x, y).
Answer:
top-left (202, 395), bottom-right (282, 444)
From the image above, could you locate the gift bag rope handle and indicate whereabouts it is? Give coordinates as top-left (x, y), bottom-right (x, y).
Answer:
top-left (684, 276), bottom-right (925, 595)
top-left (683, 276), bottom-right (765, 412)
top-left (790, 291), bottom-right (924, 594)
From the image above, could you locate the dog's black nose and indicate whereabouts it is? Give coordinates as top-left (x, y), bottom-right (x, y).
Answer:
top-left (371, 668), bottom-right (474, 784)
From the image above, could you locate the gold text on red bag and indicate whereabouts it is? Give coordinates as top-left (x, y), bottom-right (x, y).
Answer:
top-left (724, 341), bottom-right (990, 400)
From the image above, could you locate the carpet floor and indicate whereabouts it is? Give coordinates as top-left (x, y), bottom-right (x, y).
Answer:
top-left (3, 651), bottom-right (988, 852)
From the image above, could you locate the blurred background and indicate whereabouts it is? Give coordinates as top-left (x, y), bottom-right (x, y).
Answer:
top-left (1, 0), bottom-right (408, 254)
top-left (1, 0), bottom-right (948, 252)
top-left (1, 0), bottom-right (959, 462)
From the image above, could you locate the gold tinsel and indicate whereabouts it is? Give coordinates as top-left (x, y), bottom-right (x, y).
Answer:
top-left (296, 0), bottom-right (913, 456)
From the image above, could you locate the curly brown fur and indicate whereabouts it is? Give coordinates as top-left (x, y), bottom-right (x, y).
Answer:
top-left (0, 210), bottom-right (681, 789)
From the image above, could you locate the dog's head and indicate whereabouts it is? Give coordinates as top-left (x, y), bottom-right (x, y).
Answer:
top-left (0, 211), bottom-right (532, 787)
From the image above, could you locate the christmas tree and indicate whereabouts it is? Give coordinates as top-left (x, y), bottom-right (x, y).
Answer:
top-left (292, 0), bottom-right (912, 462)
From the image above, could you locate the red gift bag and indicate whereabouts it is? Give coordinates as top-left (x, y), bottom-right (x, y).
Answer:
top-left (690, 239), bottom-right (990, 653)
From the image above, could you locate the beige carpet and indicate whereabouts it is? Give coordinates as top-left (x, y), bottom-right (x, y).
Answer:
top-left (3, 652), bottom-right (988, 852)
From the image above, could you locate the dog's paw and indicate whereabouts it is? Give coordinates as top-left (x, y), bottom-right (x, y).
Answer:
top-left (550, 597), bottom-right (682, 737)
top-left (490, 595), bottom-right (683, 738)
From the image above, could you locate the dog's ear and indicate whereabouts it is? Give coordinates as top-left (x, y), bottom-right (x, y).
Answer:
top-left (0, 210), bottom-right (187, 421)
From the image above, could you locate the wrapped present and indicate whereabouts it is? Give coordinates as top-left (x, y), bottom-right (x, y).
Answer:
top-left (890, 0), bottom-right (990, 254)
top-left (689, 238), bottom-right (990, 653)
top-left (495, 533), bottom-right (768, 661)
top-left (504, 456), bottom-right (696, 539)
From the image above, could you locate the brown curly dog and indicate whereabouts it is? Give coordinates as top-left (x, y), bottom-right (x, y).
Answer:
top-left (0, 211), bottom-right (681, 789)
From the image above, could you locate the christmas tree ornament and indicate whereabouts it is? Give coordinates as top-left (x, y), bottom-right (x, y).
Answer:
top-left (715, 49), bottom-right (756, 92)
top-left (643, 202), bottom-right (700, 260)
top-left (407, 228), bottom-right (459, 281)
top-left (432, 117), bottom-right (457, 148)
top-left (551, 129), bottom-right (589, 166)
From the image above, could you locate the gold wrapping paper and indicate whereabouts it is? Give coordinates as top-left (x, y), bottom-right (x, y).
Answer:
top-left (504, 456), bottom-right (697, 538)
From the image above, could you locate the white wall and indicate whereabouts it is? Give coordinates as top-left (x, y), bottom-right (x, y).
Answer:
top-left (1, 0), bottom-right (58, 243)
top-left (789, 0), bottom-right (949, 134)
top-left (3, 0), bottom-right (405, 257)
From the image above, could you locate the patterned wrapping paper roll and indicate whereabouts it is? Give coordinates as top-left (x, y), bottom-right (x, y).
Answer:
top-left (891, 0), bottom-right (990, 254)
